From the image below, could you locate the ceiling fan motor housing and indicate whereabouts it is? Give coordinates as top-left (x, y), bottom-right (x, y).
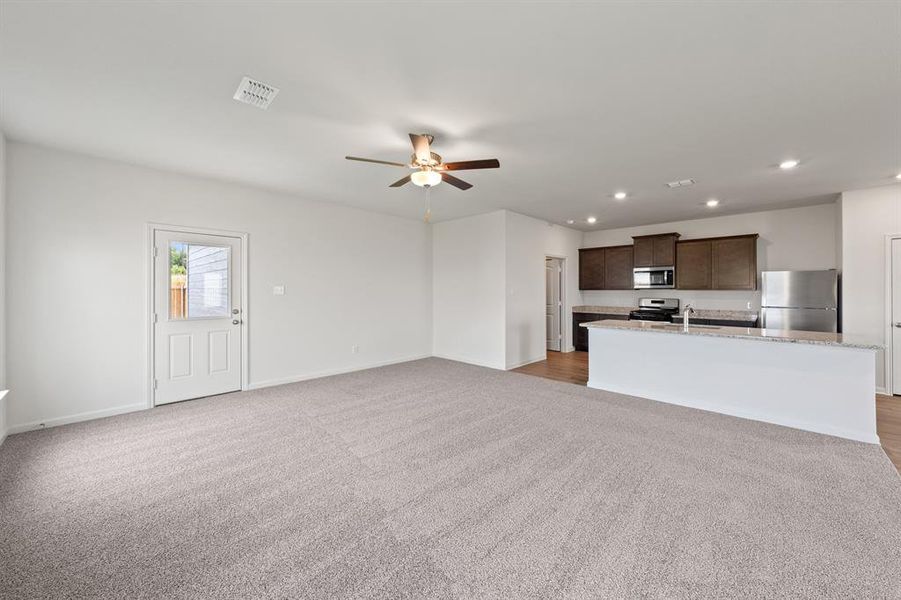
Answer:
top-left (412, 151), bottom-right (442, 167)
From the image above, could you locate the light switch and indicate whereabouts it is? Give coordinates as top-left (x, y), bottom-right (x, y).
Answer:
top-left (273, 285), bottom-right (285, 296)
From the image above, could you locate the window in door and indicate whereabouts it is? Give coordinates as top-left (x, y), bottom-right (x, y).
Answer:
top-left (169, 242), bottom-right (230, 320)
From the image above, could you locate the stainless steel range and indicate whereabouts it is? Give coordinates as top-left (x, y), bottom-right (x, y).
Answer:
top-left (629, 298), bottom-right (680, 322)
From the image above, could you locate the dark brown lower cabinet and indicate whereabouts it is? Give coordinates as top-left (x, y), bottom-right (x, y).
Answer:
top-left (573, 313), bottom-right (629, 351)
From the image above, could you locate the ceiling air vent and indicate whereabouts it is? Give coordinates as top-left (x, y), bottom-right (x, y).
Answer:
top-left (233, 76), bottom-right (279, 110)
top-left (665, 178), bottom-right (696, 188)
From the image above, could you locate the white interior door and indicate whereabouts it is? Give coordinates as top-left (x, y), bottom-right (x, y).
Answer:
top-left (154, 230), bottom-right (242, 405)
top-left (892, 239), bottom-right (901, 395)
top-left (546, 258), bottom-right (563, 351)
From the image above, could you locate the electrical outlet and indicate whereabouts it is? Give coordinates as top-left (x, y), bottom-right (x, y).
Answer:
top-left (273, 285), bottom-right (285, 296)
top-left (352, 345), bottom-right (359, 354)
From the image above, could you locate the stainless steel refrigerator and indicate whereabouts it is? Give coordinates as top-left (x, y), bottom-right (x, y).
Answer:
top-left (760, 270), bottom-right (839, 332)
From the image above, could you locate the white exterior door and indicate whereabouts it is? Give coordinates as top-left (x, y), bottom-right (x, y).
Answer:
top-left (893, 239), bottom-right (901, 395)
top-left (154, 230), bottom-right (242, 405)
top-left (546, 258), bottom-right (563, 351)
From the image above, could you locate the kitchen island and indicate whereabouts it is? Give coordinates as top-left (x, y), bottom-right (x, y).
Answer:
top-left (581, 320), bottom-right (882, 443)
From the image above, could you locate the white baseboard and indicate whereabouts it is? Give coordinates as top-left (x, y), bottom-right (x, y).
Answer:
top-left (245, 354), bottom-right (433, 390)
top-left (431, 353), bottom-right (506, 370)
top-left (7, 401), bottom-right (148, 435)
top-left (0, 390), bottom-right (8, 447)
top-left (506, 356), bottom-right (546, 370)
top-left (876, 386), bottom-right (888, 395)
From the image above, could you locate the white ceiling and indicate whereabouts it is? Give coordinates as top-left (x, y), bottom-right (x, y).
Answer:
top-left (2, 1), bottom-right (899, 230)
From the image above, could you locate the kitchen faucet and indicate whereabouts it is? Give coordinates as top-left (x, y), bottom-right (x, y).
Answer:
top-left (683, 303), bottom-right (695, 331)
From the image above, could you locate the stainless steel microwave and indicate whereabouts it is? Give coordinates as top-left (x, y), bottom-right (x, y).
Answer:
top-left (633, 266), bottom-right (675, 289)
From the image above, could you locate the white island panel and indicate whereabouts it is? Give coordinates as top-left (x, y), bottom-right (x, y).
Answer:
top-left (587, 327), bottom-right (878, 444)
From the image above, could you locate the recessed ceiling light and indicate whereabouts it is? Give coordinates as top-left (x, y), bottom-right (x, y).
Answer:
top-left (614, 191), bottom-right (627, 200)
top-left (896, 172), bottom-right (901, 180)
top-left (586, 216), bottom-right (597, 224)
top-left (779, 159), bottom-right (800, 170)
top-left (566, 219), bottom-right (575, 224)
top-left (706, 199), bottom-right (719, 207)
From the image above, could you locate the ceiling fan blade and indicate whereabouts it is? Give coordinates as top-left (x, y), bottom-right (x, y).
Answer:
top-left (440, 172), bottom-right (473, 190)
top-left (346, 156), bottom-right (408, 167)
top-left (389, 175), bottom-right (412, 188)
top-left (441, 159), bottom-right (500, 171)
top-left (409, 133), bottom-right (432, 163)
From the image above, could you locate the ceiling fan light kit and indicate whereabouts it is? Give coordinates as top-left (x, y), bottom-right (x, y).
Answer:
top-left (411, 170), bottom-right (442, 187)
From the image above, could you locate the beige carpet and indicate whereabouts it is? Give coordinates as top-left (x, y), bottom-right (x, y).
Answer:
top-left (1, 358), bottom-right (899, 599)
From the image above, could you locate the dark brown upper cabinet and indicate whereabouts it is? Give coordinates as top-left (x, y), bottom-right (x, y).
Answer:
top-left (676, 240), bottom-right (713, 289)
top-left (579, 247), bottom-right (606, 290)
top-left (633, 237), bottom-right (654, 267)
top-left (676, 234), bottom-right (758, 291)
top-left (712, 235), bottom-right (758, 290)
top-left (632, 233), bottom-right (679, 267)
top-left (578, 245), bottom-right (634, 290)
top-left (603, 245), bottom-right (634, 290)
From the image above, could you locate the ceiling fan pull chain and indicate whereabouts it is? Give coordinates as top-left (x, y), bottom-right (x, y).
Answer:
top-left (424, 185), bottom-right (432, 223)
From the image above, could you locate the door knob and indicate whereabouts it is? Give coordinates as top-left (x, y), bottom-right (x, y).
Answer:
top-left (232, 309), bottom-right (240, 315)
top-left (894, 322), bottom-right (901, 328)
top-left (232, 319), bottom-right (241, 325)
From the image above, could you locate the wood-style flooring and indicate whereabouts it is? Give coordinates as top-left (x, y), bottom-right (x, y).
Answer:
top-left (515, 350), bottom-right (901, 472)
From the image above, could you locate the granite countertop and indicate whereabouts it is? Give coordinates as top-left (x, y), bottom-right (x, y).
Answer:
top-left (580, 319), bottom-right (881, 350)
top-left (573, 306), bottom-right (758, 322)
top-left (572, 305), bottom-right (632, 315)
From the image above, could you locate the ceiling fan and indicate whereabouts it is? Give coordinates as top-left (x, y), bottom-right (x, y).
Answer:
top-left (346, 133), bottom-right (500, 190)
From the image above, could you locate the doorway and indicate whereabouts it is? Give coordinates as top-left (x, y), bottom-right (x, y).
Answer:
top-left (892, 237), bottom-right (901, 395)
top-left (546, 257), bottom-right (564, 352)
top-left (150, 226), bottom-right (246, 405)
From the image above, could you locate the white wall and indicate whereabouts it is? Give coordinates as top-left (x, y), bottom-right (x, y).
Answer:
top-left (6, 142), bottom-right (433, 430)
top-left (432, 211), bottom-right (507, 369)
top-left (840, 183), bottom-right (901, 393)
top-left (433, 209), bottom-right (582, 371)
top-left (505, 212), bottom-right (548, 369)
top-left (505, 211), bottom-right (582, 368)
top-left (580, 203), bottom-right (839, 311)
top-left (0, 132), bottom-right (7, 444)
